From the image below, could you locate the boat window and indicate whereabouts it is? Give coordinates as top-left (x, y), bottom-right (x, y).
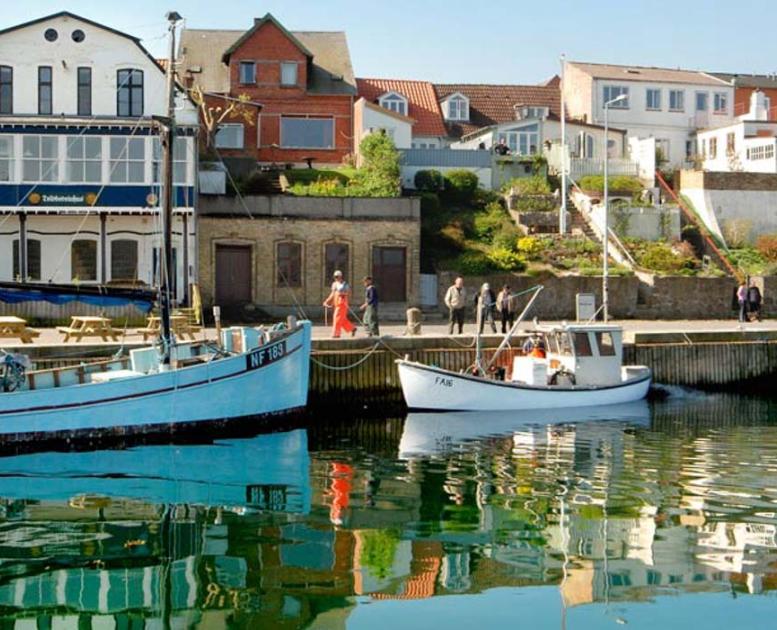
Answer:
top-left (596, 331), bottom-right (617, 356)
top-left (545, 333), bottom-right (559, 355)
top-left (573, 332), bottom-right (593, 357)
top-left (556, 332), bottom-right (573, 356)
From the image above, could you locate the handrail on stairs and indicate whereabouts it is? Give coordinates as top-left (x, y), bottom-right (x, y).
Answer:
top-left (567, 178), bottom-right (638, 270)
top-left (654, 170), bottom-right (741, 279)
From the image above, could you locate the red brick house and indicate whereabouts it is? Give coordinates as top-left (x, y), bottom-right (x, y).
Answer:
top-left (179, 13), bottom-right (356, 165)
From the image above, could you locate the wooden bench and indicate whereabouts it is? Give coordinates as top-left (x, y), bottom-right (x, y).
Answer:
top-left (0, 316), bottom-right (41, 344)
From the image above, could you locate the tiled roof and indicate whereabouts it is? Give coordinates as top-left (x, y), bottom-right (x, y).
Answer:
top-left (434, 83), bottom-right (561, 139)
top-left (179, 28), bottom-right (355, 95)
top-left (356, 78), bottom-right (447, 137)
top-left (567, 61), bottom-right (729, 86)
top-left (711, 72), bottom-right (777, 89)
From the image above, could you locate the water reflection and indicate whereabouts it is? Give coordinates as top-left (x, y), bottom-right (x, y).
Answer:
top-left (0, 393), bottom-right (774, 628)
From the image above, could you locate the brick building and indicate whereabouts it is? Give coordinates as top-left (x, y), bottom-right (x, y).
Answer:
top-left (712, 73), bottom-right (777, 120)
top-left (197, 196), bottom-right (420, 317)
top-left (179, 13), bottom-right (355, 166)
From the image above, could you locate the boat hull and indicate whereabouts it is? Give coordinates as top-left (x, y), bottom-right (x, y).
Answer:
top-left (0, 322), bottom-right (312, 440)
top-left (396, 359), bottom-right (651, 411)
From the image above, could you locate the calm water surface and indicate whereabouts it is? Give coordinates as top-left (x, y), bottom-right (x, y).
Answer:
top-left (0, 391), bottom-right (775, 629)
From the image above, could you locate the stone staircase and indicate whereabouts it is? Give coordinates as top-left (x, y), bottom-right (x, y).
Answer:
top-left (568, 203), bottom-right (598, 240)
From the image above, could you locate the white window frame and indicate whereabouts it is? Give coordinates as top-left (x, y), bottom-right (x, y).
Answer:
top-left (603, 85), bottom-right (630, 109)
top-left (446, 94), bottom-right (469, 121)
top-left (109, 136), bottom-right (145, 184)
top-left (646, 88), bottom-right (661, 111)
top-left (22, 135), bottom-right (59, 183)
top-left (714, 92), bottom-right (728, 114)
top-left (65, 136), bottom-right (102, 183)
top-left (214, 123), bottom-right (245, 149)
top-left (152, 136), bottom-right (189, 185)
top-left (378, 92), bottom-right (408, 117)
top-left (497, 124), bottom-right (539, 155)
top-left (669, 89), bottom-right (685, 112)
top-left (280, 62), bottom-right (298, 87)
top-left (0, 135), bottom-right (13, 182)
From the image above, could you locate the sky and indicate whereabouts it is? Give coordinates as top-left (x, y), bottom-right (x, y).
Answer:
top-left (7, 0), bottom-right (777, 84)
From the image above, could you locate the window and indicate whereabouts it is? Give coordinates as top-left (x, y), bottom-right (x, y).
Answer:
top-left (747, 144), bottom-right (776, 160)
top-left (152, 136), bottom-right (188, 184)
top-left (0, 136), bottom-right (12, 181)
top-left (214, 124), bottom-right (244, 149)
top-left (280, 117), bottom-right (334, 149)
top-left (111, 239), bottom-right (138, 281)
top-left (77, 67), bottom-right (91, 116)
top-left (71, 240), bottom-right (97, 281)
top-left (726, 132), bottom-right (736, 154)
top-left (324, 243), bottom-right (349, 287)
top-left (575, 132), bottom-right (594, 158)
top-left (239, 61), bottom-right (256, 85)
top-left (117, 69), bottom-right (143, 116)
top-left (686, 140), bottom-right (694, 158)
top-left (701, 139), bottom-right (707, 158)
top-left (280, 62), bottom-right (297, 86)
top-left (595, 331), bottom-right (616, 356)
top-left (695, 92), bottom-right (708, 112)
top-left (448, 95), bottom-right (469, 121)
top-left (603, 85), bottom-right (629, 108)
top-left (66, 136), bottom-right (102, 183)
top-left (379, 92), bottom-right (407, 116)
top-left (71, 29), bottom-right (85, 43)
top-left (109, 137), bottom-right (145, 183)
top-left (656, 139), bottom-right (670, 162)
top-left (709, 137), bottom-right (717, 159)
top-left (37, 66), bottom-right (52, 115)
top-left (277, 242), bottom-right (302, 287)
top-left (0, 66), bottom-right (12, 114)
top-left (646, 88), bottom-right (661, 110)
top-left (573, 332), bottom-right (593, 357)
top-left (669, 89), bottom-right (684, 112)
top-left (44, 28), bottom-right (58, 42)
top-left (22, 135), bottom-right (58, 182)
top-left (12, 239), bottom-right (41, 281)
top-left (714, 92), bottom-right (728, 114)
top-left (497, 124), bottom-right (539, 155)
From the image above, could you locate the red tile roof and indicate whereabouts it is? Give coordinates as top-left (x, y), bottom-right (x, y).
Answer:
top-left (356, 78), bottom-right (447, 137)
top-left (434, 83), bottom-right (561, 139)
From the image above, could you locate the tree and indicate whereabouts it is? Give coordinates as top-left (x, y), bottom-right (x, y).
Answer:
top-left (189, 85), bottom-right (256, 148)
top-left (349, 132), bottom-right (401, 197)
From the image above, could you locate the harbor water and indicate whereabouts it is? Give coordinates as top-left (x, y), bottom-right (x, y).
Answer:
top-left (0, 391), bottom-right (775, 628)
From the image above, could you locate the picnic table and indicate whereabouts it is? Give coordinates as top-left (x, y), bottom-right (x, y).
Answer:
top-left (0, 316), bottom-right (40, 344)
top-left (139, 315), bottom-right (201, 341)
top-left (58, 316), bottom-right (122, 342)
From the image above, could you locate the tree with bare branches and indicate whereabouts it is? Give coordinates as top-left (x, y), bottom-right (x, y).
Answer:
top-left (189, 85), bottom-right (257, 148)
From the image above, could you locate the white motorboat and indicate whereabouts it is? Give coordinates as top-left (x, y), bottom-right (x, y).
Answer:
top-left (397, 321), bottom-right (651, 411)
top-left (0, 15), bottom-right (312, 441)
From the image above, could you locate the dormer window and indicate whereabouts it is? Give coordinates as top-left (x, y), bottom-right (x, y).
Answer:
top-left (379, 92), bottom-right (408, 116)
top-left (515, 105), bottom-right (548, 120)
top-left (444, 93), bottom-right (469, 121)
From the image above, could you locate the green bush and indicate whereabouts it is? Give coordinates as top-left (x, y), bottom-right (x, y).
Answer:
top-left (492, 224), bottom-right (523, 251)
top-left (443, 169), bottom-right (480, 202)
top-left (504, 175), bottom-right (551, 195)
top-left (289, 177), bottom-right (349, 196)
top-left (419, 191), bottom-right (440, 214)
top-left (284, 168), bottom-right (350, 185)
top-left (516, 236), bottom-right (545, 260)
top-left (453, 250), bottom-right (494, 275)
top-left (578, 175), bottom-right (642, 194)
top-left (439, 223), bottom-right (467, 250)
top-left (637, 242), bottom-right (696, 273)
top-left (240, 171), bottom-right (276, 195)
top-left (348, 133), bottom-right (401, 197)
top-left (487, 248), bottom-right (527, 272)
top-left (414, 169), bottom-right (444, 192)
top-left (729, 247), bottom-right (768, 275)
top-left (473, 201), bottom-right (508, 239)
top-left (511, 196), bottom-right (557, 213)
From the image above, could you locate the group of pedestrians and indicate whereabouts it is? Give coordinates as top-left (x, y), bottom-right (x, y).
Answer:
top-left (323, 271), bottom-right (380, 338)
top-left (735, 279), bottom-right (763, 323)
top-left (444, 276), bottom-right (518, 335)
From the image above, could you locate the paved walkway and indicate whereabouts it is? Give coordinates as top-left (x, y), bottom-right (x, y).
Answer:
top-left (3, 318), bottom-right (774, 348)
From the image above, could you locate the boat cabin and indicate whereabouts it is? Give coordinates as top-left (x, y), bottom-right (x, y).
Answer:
top-left (512, 324), bottom-right (624, 387)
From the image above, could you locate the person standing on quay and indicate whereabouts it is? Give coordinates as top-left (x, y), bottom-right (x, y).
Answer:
top-left (444, 276), bottom-right (467, 334)
top-left (360, 276), bottom-right (380, 336)
top-left (736, 280), bottom-right (748, 323)
top-left (496, 284), bottom-right (515, 334)
top-left (748, 283), bottom-right (763, 322)
top-left (476, 283), bottom-right (497, 334)
top-left (323, 270), bottom-right (356, 338)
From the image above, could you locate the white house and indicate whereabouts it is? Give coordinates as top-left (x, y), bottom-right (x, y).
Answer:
top-left (697, 91), bottom-right (777, 173)
top-left (0, 12), bottom-right (198, 302)
top-left (563, 61), bottom-right (735, 168)
top-left (353, 97), bottom-right (413, 153)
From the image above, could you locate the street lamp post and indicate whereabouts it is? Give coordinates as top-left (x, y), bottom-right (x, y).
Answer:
top-left (602, 93), bottom-right (627, 322)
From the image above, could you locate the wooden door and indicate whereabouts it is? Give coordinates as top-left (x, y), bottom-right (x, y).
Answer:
top-left (372, 246), bottom-right (406, 302)
top-left (215, 245), bottom-right (252, 305)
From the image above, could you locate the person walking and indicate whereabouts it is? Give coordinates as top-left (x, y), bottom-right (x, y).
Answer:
top-left (323, 270), bottom-right (356, 338)
top-left (476, 283), bottom-right (497, 334)
top-left (360, 276), bottom-right (380, 336)
top-left (444, 276), bottom-right (467, 334)
top-left (736, 280), bottom-right (748, 323)
top-left (496, 284), bottom-right (515, 334)
top-left (748, 283), bottom-right (763, 322)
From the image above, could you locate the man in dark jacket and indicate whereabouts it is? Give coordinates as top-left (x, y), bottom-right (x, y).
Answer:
top-left (360, 276), bottom-right (380, 336)
top-left (748, 284), bottom-right (763, 322)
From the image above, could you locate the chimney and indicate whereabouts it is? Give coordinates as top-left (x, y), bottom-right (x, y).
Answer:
top-left (749, 89), bottom-right (768, 121)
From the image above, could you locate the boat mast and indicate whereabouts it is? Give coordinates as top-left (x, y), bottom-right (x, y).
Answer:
top-left (159, 11), bottom-right (182, 366)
